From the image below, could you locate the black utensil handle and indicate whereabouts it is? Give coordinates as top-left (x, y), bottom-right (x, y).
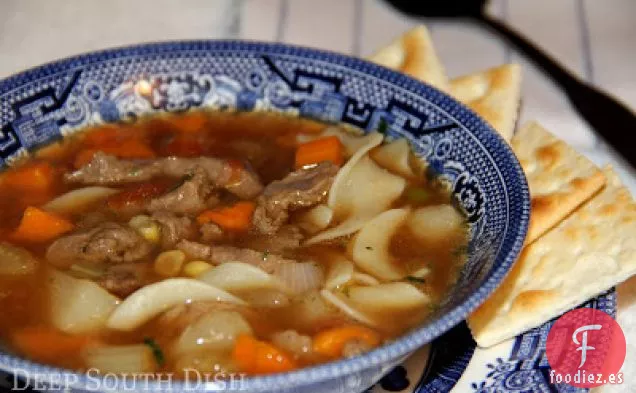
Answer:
top-left (479, 14), bottom-right (581, 88)
top-left (480, 14), bottom-right (636, 170)
top-left (572, 83), bottom-right (636, 171)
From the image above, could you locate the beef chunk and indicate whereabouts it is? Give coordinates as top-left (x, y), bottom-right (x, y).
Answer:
top-left (240, 225), bottom-right (303, 253)
top-left (97, 263), bottom-right (152, 298)
top-left (205, 192), bottom-right (222, 208)
top-left (65, 152), bottom-right (162, 184)
top-left (176, 240), bottom-right (293, 273)
top-left (66, 153), bottom-right (263, 199)
top-left (151, 211), bottom-right (196, 248)
top-left (46, 222), bottom-right (153, 266)
top-left (200, 222), bottom-right (225, 242)
top-left (162, 156), bottom-right (263, 199)
top-left (253, 162), bottom-right (338, 234)
top-left (148, 171), bottom-right (211, 214)
top-left (77, 211), bottom-right (112, 229)
top-left (176, 239), bottom-right (214, 261)
top-left (210, 246), bottom-right (293, 273)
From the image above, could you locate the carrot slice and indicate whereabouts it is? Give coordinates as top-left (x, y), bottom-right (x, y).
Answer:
top-left (1, 162), bottom-right (54, 192)
top-left (312, 325), bottom-right (381, 358)
top-left (232, 334), bottom-right (258, 372)
top-left (11, 207), bottom-right (74, 243)
top-left (197, 201), bottom-right (256, 231)
top-left (232, 334), bottom-right (297, 375)
top-left (294, 136), bottom-right (344, 169)
top-left (12, 327), bottom-right (98, 363)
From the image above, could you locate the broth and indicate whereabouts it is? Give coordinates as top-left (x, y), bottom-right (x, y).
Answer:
top-left (0, 111), bottom-right (468, 376)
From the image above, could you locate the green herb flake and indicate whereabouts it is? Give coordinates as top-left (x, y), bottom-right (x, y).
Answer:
top-left (143, 337), bottom-right (165, 367)
top-left (377, 118), bottom-right (389, 135)
top-left (405, 276), bottom-right (426, 284)
top-left (262, 250), bottom-right (270, 261)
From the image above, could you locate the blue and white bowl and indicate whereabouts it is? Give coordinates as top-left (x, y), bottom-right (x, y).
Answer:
top-left (0, 41), bottom-right (530, 393)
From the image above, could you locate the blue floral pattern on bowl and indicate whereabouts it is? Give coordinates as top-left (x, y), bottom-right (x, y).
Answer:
top-left (0, 41), bottom-right (530, 393)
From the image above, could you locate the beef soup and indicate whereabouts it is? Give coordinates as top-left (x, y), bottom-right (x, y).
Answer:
top-left (0, 111), bottom-right (468, 376)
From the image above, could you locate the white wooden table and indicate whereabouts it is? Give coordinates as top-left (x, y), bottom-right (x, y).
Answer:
top-left (1, 1), bottom-right (634, 391)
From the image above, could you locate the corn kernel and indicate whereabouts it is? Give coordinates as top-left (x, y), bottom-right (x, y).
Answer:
top-left (183, 260), bottom-right (213, 278)
top-left (129, 215), bottom-right (161, 243)
top-left (129, 215), bottom-right (151, 227)
top-left (154, 250), bottom-right (186, 277)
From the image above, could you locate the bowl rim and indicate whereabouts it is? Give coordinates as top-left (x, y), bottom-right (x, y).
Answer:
top-left (0, 39), bottom-right (530, 391)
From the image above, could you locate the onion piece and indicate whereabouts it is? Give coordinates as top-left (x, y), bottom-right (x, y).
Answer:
top-left (107, 279), bottom-right (245, 331)
top-left (319, 289), bottom-right (377, 327)
top-left (272, 262), bottom-right (325, 295)
top-left (175, 310), bottom-right (252, 354)
top-left (198, 262), bottom-right (285, 294)
top-left (43, 187), bottom-right (117, 215)
top-left (239, 289), bottom-right (290, 308)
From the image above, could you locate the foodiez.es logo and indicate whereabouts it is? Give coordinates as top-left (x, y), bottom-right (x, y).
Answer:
top-left (546, 308), bottom-right (626, 388)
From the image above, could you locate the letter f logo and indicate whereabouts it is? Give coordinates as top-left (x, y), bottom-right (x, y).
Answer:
top-left (572, 325), bottom-right (602, 368)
